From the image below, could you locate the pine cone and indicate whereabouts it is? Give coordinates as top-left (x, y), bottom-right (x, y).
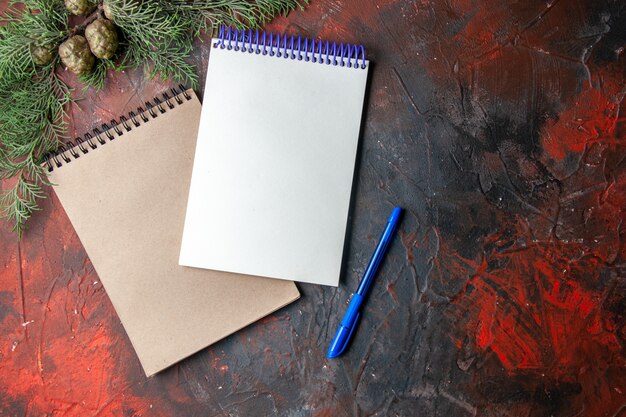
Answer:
top-left (31, 44), bottom-right (55, 65)
top-left (85, 19), bottom-right (119, 59)
top-left (64, 0), bottom-right (95, 15)
top-left (102, 0), bottom-right (113, 20)
top-left (59, 35), bottom-right (95, 76)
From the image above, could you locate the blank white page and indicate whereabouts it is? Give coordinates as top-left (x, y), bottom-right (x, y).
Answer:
top-left (180, 36), bottom-right (369, 286)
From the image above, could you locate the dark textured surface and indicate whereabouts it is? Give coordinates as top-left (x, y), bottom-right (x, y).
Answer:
top-left (1, 0), bottom-right (625, 416)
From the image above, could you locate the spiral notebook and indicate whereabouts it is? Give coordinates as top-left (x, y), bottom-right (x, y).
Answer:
top-left (44, 87), bottom-right (299, 376)
top-left (180, 29), bottom-right (370, 286)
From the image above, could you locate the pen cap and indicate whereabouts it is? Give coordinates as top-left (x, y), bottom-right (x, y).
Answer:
top-left (328, 309), bottom-right (361, 358)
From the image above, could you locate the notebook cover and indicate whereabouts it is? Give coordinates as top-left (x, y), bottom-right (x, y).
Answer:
top-left (180, 34), bottom-right (369, 286)
top-left (47, 89), bottom-right (300, 376)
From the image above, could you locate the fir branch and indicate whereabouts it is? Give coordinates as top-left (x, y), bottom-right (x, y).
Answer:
top-left (110, 0), bottom-right (192, 42)
top-left (0, 68), bottom-right (71, 235)
top-left (0, 171), bottom-right (46, 237)
top-left (0, 0), bottom-right (306, 235)
top-left (109, 0), bottom-right (198, 85)
top-left (166, 0), bottom-right (306, 36)
top-left (0, 0), bottom-right (68, 90)
top-left (123, 36), bottom-right (198, 87)
top-left (79, 56), bottom-right (112, 90)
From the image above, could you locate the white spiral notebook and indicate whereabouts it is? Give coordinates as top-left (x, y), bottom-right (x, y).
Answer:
top-left (180, 28), bottom-right (370, 286)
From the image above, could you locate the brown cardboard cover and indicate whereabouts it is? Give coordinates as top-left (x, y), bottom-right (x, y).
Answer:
top-left (47, 89), bottom-right (300, 376)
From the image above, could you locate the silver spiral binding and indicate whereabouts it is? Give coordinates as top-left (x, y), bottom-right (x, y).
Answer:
top-left (44, 84), bottom-right (192, 172)
top-left (213, 27), bottom-right (368, 69)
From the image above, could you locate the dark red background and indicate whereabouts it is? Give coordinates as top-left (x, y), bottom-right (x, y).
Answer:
top-left (1, 0), bottom-right (625, 416)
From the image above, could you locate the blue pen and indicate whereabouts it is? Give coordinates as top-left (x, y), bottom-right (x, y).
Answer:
top-left (327, 206), bottom-right (403, 358)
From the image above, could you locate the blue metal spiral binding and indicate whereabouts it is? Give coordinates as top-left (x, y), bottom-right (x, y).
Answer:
top-left (214, 27), bottom-right (367, 69)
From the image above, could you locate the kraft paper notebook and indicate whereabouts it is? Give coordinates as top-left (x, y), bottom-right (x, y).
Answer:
top-left (45, 86), bottom-right (299, 376)
top-left (180, 29), bottom-right (370, 286)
